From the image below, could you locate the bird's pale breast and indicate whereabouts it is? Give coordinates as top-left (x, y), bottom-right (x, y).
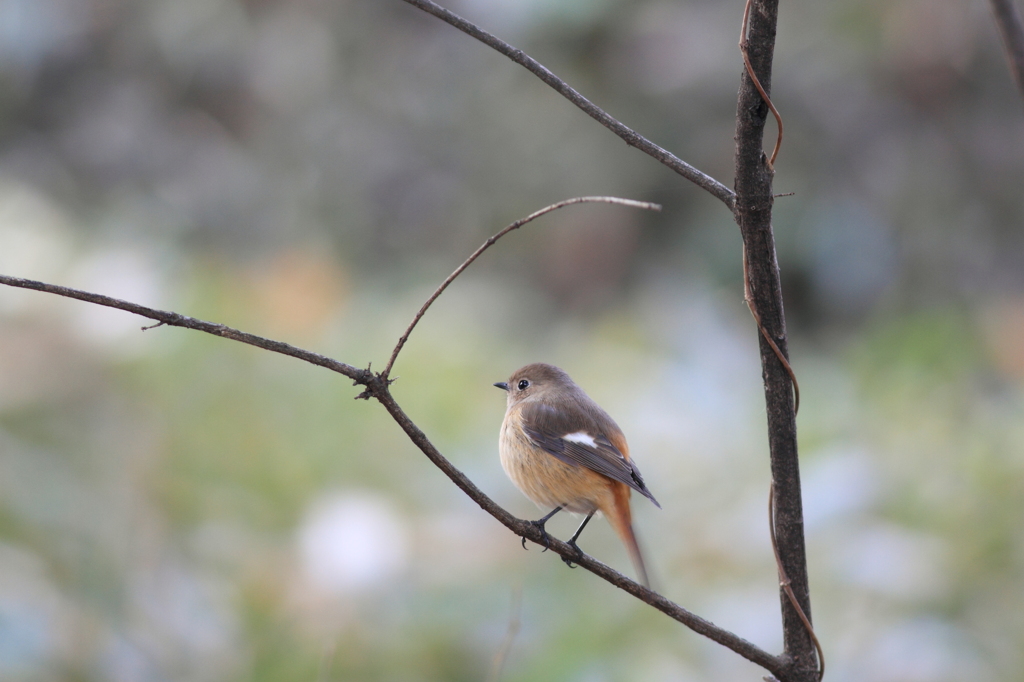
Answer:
top-left (499, 407), bottom-right (616, 514)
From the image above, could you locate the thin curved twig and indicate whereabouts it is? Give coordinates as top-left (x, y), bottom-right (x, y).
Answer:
top-left (740, 0), bottom-right (784, 168)
top-left (399, 0), bottom-right (736, 210)
top-left (769, 483), bottom-right (824, 680)
top-left (0, 273), bottom-right (786, 678)
top-left (382, 196), bottom-right (661, 378)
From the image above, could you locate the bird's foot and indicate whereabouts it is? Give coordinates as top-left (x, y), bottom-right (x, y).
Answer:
top-left (561, 539), bottom-right (585, 568)
top-left (522, 519), bottom-right (553, 552)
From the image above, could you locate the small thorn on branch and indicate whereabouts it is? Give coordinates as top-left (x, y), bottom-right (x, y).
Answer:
top-left (352, 364), bottom-right (397, 401)
top-left (141, 321), bottom-right (165, 331)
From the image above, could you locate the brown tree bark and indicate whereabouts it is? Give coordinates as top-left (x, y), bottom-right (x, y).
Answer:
top-left (734, 1), bottom-right (818, 680)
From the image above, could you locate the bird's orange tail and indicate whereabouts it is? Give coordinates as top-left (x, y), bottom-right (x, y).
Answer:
top-left (605, 483), bottom-right (650, 588)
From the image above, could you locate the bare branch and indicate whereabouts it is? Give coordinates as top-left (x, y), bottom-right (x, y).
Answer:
top-left (732, 0), bottom-right (817, 680)
top-left (399, 0), bottom-right (737, 210)
top-left (989, 0), bottom-right (1024, 107)
top-left (743, 245), bottom-right (800, 414)
top-left (0, 273), bottom-right (785, 677)
top-left (382, 196), bottom-right (661, 379)
top-left (365, 377), bottom-right (785, 677)
top-left (0, 275), bottom-right (367, 383)
top-left (740, 0), bottom-right (784, 168)
top-left (769, 484), bottom-right (824, 680)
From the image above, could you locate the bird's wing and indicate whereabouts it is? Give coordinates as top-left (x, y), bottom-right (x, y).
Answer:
top-left (520, 402), bottom-right (660, 507)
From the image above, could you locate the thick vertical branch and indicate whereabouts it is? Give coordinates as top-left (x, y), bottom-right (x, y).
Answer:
top-left (733, 1), bottom-right (816, 681)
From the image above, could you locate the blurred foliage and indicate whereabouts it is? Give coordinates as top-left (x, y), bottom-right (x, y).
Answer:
top-left (0, 0), bottom-right (1023, 681)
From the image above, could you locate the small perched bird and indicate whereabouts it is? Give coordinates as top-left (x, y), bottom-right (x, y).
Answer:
top-left (495, 363), bottom-right (660, 587)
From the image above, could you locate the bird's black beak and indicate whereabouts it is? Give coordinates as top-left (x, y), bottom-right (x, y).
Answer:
top-left (493, 381), bottom-right (509, 391)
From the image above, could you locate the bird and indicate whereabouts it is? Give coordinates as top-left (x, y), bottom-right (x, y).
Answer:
top-left (494, 363), bottom-right (660, 587)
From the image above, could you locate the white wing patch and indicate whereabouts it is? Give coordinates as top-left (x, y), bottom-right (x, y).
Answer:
top-left (562, 431), bottom-right (598, 448)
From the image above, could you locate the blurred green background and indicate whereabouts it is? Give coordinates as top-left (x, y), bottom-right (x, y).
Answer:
top-left (0, 0), bottom-right (1023, 680)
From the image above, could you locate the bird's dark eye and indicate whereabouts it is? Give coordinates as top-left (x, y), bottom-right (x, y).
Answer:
top-left (517, 379), bottom-right (530, 390)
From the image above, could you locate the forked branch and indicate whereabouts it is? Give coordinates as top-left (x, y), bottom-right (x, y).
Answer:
top-left (2, 1), bottom-right (820, 677)
top-left (0, 271), bottom-right (784, 677)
